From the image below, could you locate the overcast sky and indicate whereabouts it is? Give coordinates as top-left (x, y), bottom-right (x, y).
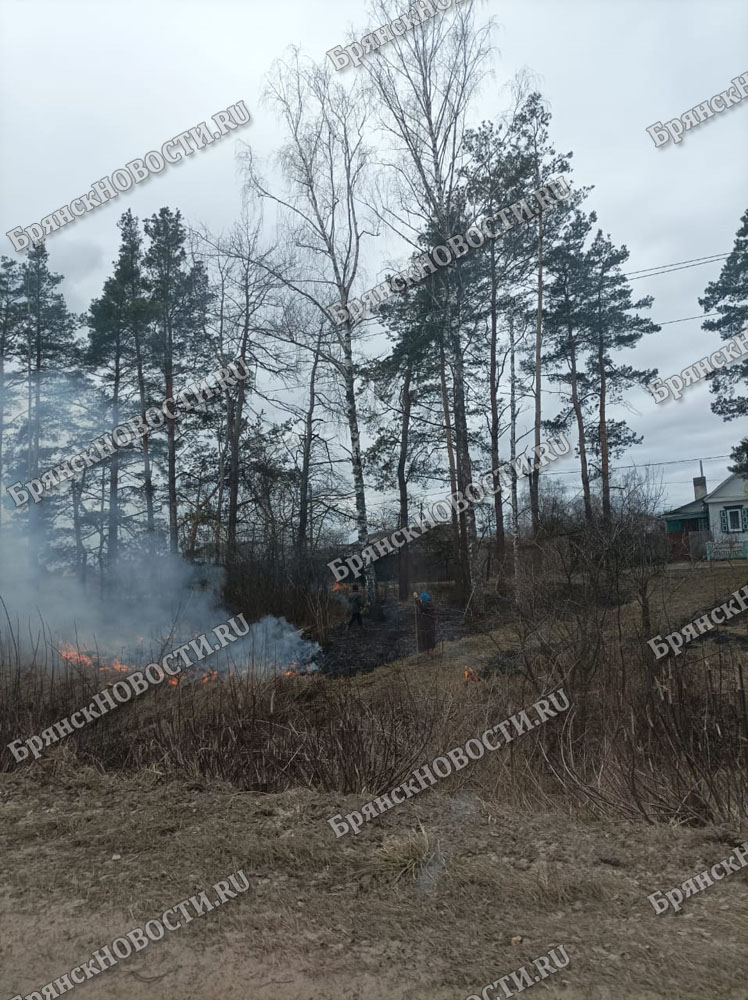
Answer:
top-left (1, 0), bottom-right (746, 515)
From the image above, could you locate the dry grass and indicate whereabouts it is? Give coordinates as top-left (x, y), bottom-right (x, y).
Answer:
top-left (1, 766), bottom-right (747, 1000)
top-left (364, 823), bottom-right (439, 885)
top-left (2, 560), bottom-right (747, 830)
top-left (2, 561), bottom-right (748, 997)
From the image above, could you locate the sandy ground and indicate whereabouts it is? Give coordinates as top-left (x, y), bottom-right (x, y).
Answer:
top-left (1, 761), bottom-right (747, 1000)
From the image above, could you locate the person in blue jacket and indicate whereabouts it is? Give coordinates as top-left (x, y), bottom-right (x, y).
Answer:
top-left (413, 591), bottom-right (436, 658)
top-left (346, 584), bottom-right (364, 630)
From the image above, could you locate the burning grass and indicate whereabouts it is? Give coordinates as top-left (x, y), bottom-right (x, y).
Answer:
top-left (57, 641), bottom-right (132, 676)
top-left (0, 633), bottom-right (449, 794)
top-left (2, 560), bottom-right (748, 829)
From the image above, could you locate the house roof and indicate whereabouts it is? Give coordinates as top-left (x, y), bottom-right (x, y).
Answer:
top-left (663, 472), bottom-right (748, 519)
top-left (704, 472), bottom-right (748, 504)
top-left (663, 498), bottom-right (706, 519)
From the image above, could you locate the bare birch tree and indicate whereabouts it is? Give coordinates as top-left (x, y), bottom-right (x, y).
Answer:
top-left (240, 50), bottom-right (378, 602)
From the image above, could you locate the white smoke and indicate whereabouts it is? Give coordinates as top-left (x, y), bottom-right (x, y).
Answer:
top-left (0, 534), bottom-right (318, 675)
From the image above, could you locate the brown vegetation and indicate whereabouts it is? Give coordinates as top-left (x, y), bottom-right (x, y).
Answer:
top-left (2, 562), bottom-right (748, 999)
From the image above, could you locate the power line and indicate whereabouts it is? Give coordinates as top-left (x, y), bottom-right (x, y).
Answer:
top-left (252, 309), bottom-right (724, 404)
top-left (619, 454), bottom-right (731, 469)
top-left (625, 252), bottom-right (730, 278)
top-left (628, 259), bottom-right (730, 281)
top-left (545, 454), bottom-right (731, 476)
top-left (355, 310), bottom-right (725, 341)
top-left (352, 456), bottom-right (735, 511)
top-left (657, 312), bottom-right (721, 327)
top-left (257, 312), bottom-right (723, 392)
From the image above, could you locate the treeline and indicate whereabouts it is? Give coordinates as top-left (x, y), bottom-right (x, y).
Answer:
top-left (1, 5), bottom-right (745, 614)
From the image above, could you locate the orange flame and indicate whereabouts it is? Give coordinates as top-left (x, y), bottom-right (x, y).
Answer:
top-left (284, 661), bottom-right (308, 677)
top-left (58, 641), bottom-right (231, 687)
top-left (58, 642), bottom-right (131, 675)
top-left (464, 667), bottom-right (480, 683)
top-left (59, 642), bottom-right (96, 669)
top-left (106, 658), bottom-right (130, 674)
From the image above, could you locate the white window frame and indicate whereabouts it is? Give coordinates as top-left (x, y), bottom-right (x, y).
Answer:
top-left (727, 508), bottom-right (741, 532)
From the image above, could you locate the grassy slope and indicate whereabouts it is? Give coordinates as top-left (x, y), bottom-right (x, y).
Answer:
top-left (1, 562), bottom-right (748, 1000)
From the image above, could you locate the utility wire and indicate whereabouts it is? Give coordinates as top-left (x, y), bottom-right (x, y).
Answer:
top-left (356, 311), bottom-right (723, 341)
top-left (625, 252), bottom-right (731, 277)
top-left (355, 456), bottom-right (734, 510)
top-left (545, 454), bottom-right (731, 476)
top-left (258, 311), bottom-right (724, 389)
top-left (657, 311), bottom-right (721, 327)
top-left (628, 260), bottom-right (730, 281)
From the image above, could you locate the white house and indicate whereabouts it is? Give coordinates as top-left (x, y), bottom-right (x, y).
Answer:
top-left (663, 471), bottom-right (748, 561)
top-left (704, 472), bottom-right (748, 560)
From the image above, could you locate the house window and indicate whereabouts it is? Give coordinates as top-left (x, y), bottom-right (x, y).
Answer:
top-left (720, 506), bottom-right (745, 533)
top-left (697, 517), bottom-right (708, 532)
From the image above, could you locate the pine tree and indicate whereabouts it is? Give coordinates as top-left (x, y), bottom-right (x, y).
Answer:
top-left (363, 277), bottom-right (443, 599)
top-left (15, 244), bottom-right (78, 571)
top-left (728, 438), bottom-right (748, 475)
top-left (699, 207), bottom-right (748, 423)
top-left (543, 210), bottom-right (598, 521)
top-left (544, 220), bottom-right (657, 521)
top-left (583, 230), bottom-right (658, 520)
top-left (87, 211), bottom-right (158, 569)
top-left (143, 208), bottom-right (210, 553)
top-left (0, 257), bottom-right (24, 533)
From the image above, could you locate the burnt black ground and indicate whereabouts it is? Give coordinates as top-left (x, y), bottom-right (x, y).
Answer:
top-left (319, 596), bottom-right (465, 676)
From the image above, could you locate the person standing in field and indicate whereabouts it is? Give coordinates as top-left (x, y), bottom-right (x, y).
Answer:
top-left (413, 591), bottom-right (436, 658)
top-left (347, 584), bottom-right (364, 630)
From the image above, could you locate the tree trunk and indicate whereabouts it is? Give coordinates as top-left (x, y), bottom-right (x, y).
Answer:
top-left (567, 325), bottom-right (592, 522)
top-left (598, 331), bottom-right (611, 521)
top-left (509, 314), bottom-right (521, 591)
top-left (107, 341), bottom-right (121, 570)
top-left (397, 363), bottom-right (412, 601)
top-left (450, 327), bottom-right (476, 593)
top-left (187, 482), bottom-right (203, 554)
top-left (530, 210), bottom-right (544, 535)
top-left (227, 274), bottom-right (251, 552)
top-left (489, 246), bottom-right (505, 562)
top-left (164, 313), bottom-right (178, 553)
top-left (342, 323), bottom-right (374, 605)
top-left (132, 325), bottom-right (155, 533)
top-left (214, 264), bottom-right (228, 562)
top-left (214, 442), bottom-right (226, 562)
top-left (226, 388), bottom-right (240, 554)
top-left (0, 342), bottom-right (5, 535)
top-left (72, 479), bottom-right (86, 586)
top-left (27, 292), bottom-right (43, 576)
top-left (98, 466), bottom-right (107, 598)
top-left (297, 332), bottom-right (322, 555)
top-left (438, 338), bottom-right (464, 596)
